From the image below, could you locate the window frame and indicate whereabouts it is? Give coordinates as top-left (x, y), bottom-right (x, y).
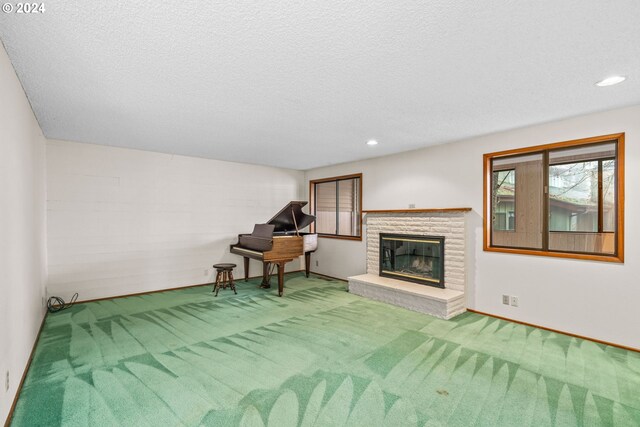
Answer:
top-left (483, 133), bottom-right (624, 263)
top-left (309, 173), bottom-right (363, 241)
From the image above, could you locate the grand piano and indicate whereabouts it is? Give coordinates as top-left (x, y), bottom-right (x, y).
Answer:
top-left (230, 201), bottom-right (318, 296)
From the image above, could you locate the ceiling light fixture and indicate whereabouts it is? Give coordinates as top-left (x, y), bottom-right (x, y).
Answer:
top-left (595, 76), bottom-right (626, 87)
top-left (366, 139), bottom-right (378, 146)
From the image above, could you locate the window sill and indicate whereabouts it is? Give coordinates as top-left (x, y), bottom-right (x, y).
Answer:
top-left (317, 234), bottom-right (362, 241)
top-left (483, 245), bottom-right (623, 263)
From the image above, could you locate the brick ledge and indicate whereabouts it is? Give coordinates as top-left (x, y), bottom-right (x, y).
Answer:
top-left (348, 274), bottom-right (463, 302)
top-left (348, 274), bottom-right (465, 319)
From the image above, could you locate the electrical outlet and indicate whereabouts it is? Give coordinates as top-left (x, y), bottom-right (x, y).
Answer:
top-left (409, 203), bottom-right (416, 209)
top-left (5, 371), bottom-right (9, 392)
top-left (511, 296), bottom-right (519, 307)
top-left (502, 295), bottom-right (510, 305)
top-left (315, 260), bottom-right (319, 267)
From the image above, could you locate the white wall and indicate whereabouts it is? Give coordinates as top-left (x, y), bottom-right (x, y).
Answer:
top-left (46, 140), bottom-right (305, 301)
top-left (0, 43), bottom-right (47, 422)
top-left (306, 105), bottom-right (640, 349)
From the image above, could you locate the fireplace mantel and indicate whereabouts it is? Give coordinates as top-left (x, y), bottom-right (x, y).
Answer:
top-left (363, 207), bottom-right (472, 214)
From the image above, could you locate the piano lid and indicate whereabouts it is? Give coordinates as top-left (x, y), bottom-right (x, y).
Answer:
top-left (267, 201), bottom-right (316, 232)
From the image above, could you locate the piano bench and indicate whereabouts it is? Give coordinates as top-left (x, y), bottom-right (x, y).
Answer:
top-left (212, 263), bottom-right (237, 296)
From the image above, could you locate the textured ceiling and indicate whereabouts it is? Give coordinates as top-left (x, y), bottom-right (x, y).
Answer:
top-left (1, 1), bottom-right (639, 170)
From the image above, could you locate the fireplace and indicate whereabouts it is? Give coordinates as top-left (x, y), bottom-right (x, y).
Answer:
top-left (379, 234), bottom-right (445, 288)
top-left (349, 209), bottom-right (468, 319)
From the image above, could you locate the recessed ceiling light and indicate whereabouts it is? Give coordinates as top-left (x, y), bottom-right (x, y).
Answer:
top-left (366, 139), bottom-right (378, 146)
top-left (595, 76), bottom-right (626, 87)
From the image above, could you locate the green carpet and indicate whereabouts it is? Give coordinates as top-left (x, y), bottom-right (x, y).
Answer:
top-left (10, 273), bottom-right (640, 426)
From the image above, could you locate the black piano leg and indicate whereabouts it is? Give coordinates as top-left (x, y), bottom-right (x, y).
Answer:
top-left (260, 262), bottom-right (271, 288)
top-left (277, 261), bottom-right (285, 297)
top-left (243, 257), bottom-right (249, 282)
top-left (305, 252), bottom-right (311, 278)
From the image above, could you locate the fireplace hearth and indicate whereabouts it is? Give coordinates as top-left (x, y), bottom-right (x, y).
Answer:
top-left (379, 233), bottom-right (445, 288)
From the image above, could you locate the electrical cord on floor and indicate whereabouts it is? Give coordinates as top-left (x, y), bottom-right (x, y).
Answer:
top-left (47, 293), bottom-right (79, 313)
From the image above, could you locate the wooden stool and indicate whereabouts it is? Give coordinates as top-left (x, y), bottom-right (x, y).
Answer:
top-left (212, 263), bottom-right (237, 296)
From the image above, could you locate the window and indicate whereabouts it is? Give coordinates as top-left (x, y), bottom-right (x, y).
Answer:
top-left (491, 169), bottom-right (516, 231)
top-left (309, 173), bottom-right (362, 240)
top-left (484, 134), bottom-right (624, 262)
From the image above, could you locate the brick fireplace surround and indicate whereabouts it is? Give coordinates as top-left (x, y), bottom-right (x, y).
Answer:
top-left (348, 208), bottom-right (470, 320)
